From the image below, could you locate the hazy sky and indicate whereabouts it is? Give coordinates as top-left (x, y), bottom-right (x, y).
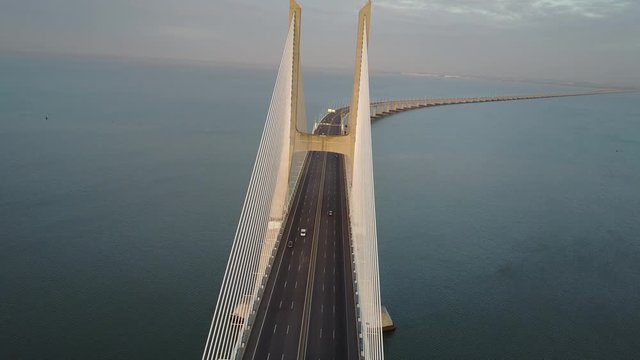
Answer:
top-left (1, 0), bottom-right (638, 86)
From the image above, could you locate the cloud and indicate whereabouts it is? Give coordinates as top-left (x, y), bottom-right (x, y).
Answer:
top-left (376, 0), bottom-right (632, 23)
top-left (532, 0), bottom-right (631, 18)
top-left (1, 0), bottom-right (638, 86)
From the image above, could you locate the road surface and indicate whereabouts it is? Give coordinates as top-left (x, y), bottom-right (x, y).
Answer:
top-left (243, 111), bottom-right (359, 360)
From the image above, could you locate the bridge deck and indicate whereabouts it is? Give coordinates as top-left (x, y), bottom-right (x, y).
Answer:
top-left (242, 112), bottom-right (359, 360)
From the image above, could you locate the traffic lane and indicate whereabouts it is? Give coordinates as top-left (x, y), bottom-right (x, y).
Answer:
top-left (295, 152), bottom-right (328, 359)
top-left (319, 112), bottom-right (338, 125)
top-left (317, 112), bottom-right (341, 135)
top-left (315, 113), bottom-right (357, 358)
top-left (242, 150), bottom-right (313, 350)
top-left (336, 212), bottom-right (352, 356)
top-left (246, 152), bottom-right (323, 359)
top-left (271, 151), bottom-right (327, 358)
top-left (313, 114), bottom-right (356, 358)
top-left (308, 153), bottom-right (358, 359)
top-left (246, 107), bottom-right (347, 359)
top-left (264, 152), bottom-right (325, 358)
top-left (256, 151), bottom-right (323, 358)
top-left (279, 155), bottom-right (325, 359)
top-left (243, 152), bottom-right (314, 360)
top-left (278, 240), bottom-right (311, 358)
top-left (338, 154), bottom-right (359, 360)
top-left (306, 153), bottom-right (341, 358)
top-left (250, 162), bottom-right (315, 359)
top-left (309, 153), bottom-right (357, 360)
top-left (327, 155), bottom-right (347, 359)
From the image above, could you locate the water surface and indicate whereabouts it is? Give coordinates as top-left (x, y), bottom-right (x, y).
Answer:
top-left (1, 54), bottom-right (639, 359)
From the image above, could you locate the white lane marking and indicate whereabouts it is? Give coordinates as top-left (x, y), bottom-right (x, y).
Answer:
top-left (320, 328), bottom-right (323, 339)
top-left (273, 324), bottom-right (277, 333)
top-left (322, 284), bottom-right (324, 292)
top-left (279, 300), bottom-right (283, 309)
top-left (295, 281), bottom-right (298, 289)
top-left (267, 353), bottom-right (270, 360)
top-left (248, 197), bottom-right (299, 360)
top-left (333, 304), bottom-right (335, 313)
top-left (281, 355), bottom-right (284, 360)
top-left (321, 304), bottom-right (324, 313)
top-left (288, 264), bottom-right (291, 271)
top-left (323, 266), bottom-right (325, 274)
top-left (291, 301), bottom-right (294, 310)
top-left (286, 325), bottom-right (290, 334)
top-left (284, 280), bottom-right (287, 288)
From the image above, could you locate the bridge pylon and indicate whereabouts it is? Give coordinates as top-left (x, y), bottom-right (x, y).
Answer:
top-left (202, 2), bottom-right (383, 359)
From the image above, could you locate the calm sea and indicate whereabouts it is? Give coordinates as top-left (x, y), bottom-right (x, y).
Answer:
top-left (1, 54), bottom-right (639, 359)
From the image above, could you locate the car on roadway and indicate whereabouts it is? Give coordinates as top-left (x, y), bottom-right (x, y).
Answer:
top-left (287, 240), bottom-right (294, 248)
top-left (300, 228), bottom-right (307, 237)
top-left (328, 210), bottom-right (333, 216)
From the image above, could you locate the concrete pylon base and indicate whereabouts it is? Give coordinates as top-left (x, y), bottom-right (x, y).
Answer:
top-left (381, 305), bottom-right (395, 332)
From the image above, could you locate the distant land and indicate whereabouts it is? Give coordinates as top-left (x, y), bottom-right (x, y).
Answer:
top-left (401, 71), bottom-right (638, 92)
top-left (1, 49), bottom-right (636, 91)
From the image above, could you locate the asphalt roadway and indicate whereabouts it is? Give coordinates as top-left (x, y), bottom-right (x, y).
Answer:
top-left (243, 112), bottom-right (359, 360)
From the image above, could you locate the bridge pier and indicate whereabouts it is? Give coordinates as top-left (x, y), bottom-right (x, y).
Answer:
top-left (381, 306), bottom-right (395, 332)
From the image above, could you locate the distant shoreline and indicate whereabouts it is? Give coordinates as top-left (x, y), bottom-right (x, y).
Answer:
top-left (1, 50), bottom-right (637, 91)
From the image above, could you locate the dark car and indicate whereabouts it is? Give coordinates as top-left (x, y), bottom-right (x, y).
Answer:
top-left (287, 240), bottom-right (294, 248)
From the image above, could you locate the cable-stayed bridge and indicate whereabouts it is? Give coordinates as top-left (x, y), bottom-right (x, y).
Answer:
top-left (201, 2), bottom-right (616, 359)
top-left (203, 2), bottom-right (379, 359)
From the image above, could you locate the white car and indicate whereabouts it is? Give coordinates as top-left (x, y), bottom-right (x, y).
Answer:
top-left (300, 228), bottom-right (307, 237)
